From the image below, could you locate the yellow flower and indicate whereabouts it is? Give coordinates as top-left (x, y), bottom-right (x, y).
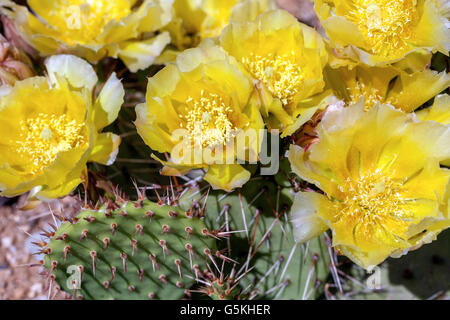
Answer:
top-left (324, 64), bottom-right (450, 112)
top-left (160, 0), bottom-right (276, 61)
top-left (289, 102), bottom-right (450, 269)
top-left (0, 0), bottom-right (173, 72)
top-left (135, 40), bottom-right (264, 191)
top-left (0, 55), bottom-right (123, 199)
top-left (220, 9), bottom-right (331, 137)
top-left (313, 0), bottom-right (450, 66)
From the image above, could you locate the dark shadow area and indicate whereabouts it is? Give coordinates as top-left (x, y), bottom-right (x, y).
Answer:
top-left (388, 229), bottom-right (450, 299)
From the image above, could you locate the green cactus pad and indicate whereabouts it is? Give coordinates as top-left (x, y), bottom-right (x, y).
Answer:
top-left (44, 199), bottom-right (215, 300)
top-left (180, 178), bottom-right (331, 300)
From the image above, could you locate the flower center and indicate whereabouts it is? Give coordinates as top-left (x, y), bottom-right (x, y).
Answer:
top-left (16, 113), bottom-right (86, 174)
top-left (346, 0), bottom-right (418, 57)
top-left (57, 0), bottom-right (131, 44)
top-left (181, 90), bottom-right (238, 148)
top-left (349, 82), bottom-right (384, 109)
top-left (242, 52), bottom-right (304, 105)
top-left (334, 171), bottom-right (412, 243)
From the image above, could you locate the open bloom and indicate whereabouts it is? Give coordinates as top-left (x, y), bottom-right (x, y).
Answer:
top-left (289, 102), bottom-right (450, 268)
top-left (313, 0), bottom-right (450, 66)
top-left (0, 55), bottom-right (123, 199)
top-left (324, 64), bottom-right (450, 112)
top-left (220, 9), bottom-right (330, 137)
top-left (135, 40), bottom-right (264, 191)
top-left (0, 0), bottom-right (173, 72)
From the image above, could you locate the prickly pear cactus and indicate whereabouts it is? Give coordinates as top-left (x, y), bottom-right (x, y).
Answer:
top-left (43, 197), bottom-right (215, 300)
top-left (181, 177), bottom-right (331, 300)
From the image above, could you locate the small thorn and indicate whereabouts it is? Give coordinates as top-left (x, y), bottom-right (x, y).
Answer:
top-left (121, 252), bottom-right (127, 272)
top-left (111, 223), bottom-right (117, 236)
top-left (215, 251), bottom-right (238, 264)
top-left (175, 259), bottom-right (183, 279)
top-left (103, 281), bottom-right (110, 289)
top-left (193, 264), bottom-right (202, 280)
top-left (185, 243), bottom-right (195, 269)
top-left (185, 210), bottom-right (193, 218)
top-left (103, 237), bottom-right (110, 250)
top-left (63, 246), bottom-right (70, 261)
top-left (159, 239), bottom-right (171, 257)
top-left (149, 253), bottom-right (160, 271)
top-left (80, 229), bottom-right (88, 241)
top-left (46, 273), bottom-right (55, 296)
top-left (33, 247), bottom-right (52, 256)
top-left (17, 260), bottom-right (44, 268)
top-left (77, 265), bottom-right (84, 284)
top-left (162, 224), bottom-right (171, 233)
top-left (159, 274), bottom-right (168, 285)
top-left (201, 228), bottom-right (220, 240)
top-left (185, 226), bottom-right (193, 239)
top-left (49, 260), bottom-right (58, 274)
top-left (145, 210), bottom-right (155, 219)
top-left (55, 233), bottom-right (68, 241)
top-left (40, 230), bottom-right (55, 238)
top-left (90, 251), bottom-right (97, 276)
top-left (148, 292), bottom-right (155, 299)
top-left (204, 248), bottom-right (219, 272)
top-left (32, 241), bottom-right (48, 248)
top-left (131, 239), bottom-right (139, 256)
top-left (72, 279), bottom-right (78, 298)
top-left (168, 210), bottom-right (179, 218)
top-left (119, 210), bottom-right (127, 217)
top-left (110, 266), bottom-right (116, 282)
top-left (135, 224), bottom-right (143, 235)
top-left (83, 216), bottom-right (96, 223)
top-left (185, 289), bottom-right (191, 298)
top-left (138, 269), bottom-right (144, 282)
top-left (176, 281), bottom-right (183, 288)
top-left (128, 285), bottom-right (135, 292)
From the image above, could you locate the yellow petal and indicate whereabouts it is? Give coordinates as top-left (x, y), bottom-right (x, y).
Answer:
top-left (204, 164), bottom-right (251, 192)
top-left (45, 54), bottom-right (98, 91)
top-left (416, 94), bottom-right (450, 125)
top-left (93, 72), bottom-right (125, 131)
top-left (291, 191), bottom-right (330, 243)
top-left (388, 70), bottom-right (450, 112)
top-left (118, 32), bottom-right (171, 72)
top-left (89, 132), bottom-right (121, 166)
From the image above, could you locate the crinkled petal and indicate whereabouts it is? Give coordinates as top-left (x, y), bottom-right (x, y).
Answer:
top-left (416, 94), bottom-right (450, 125)
top-left (88, 132), bottom-right (121, 166)
top-left (291, 191), bottom-right (330, 243)
top-left (45, 54), bottom-right (98, 91)
top-left (118, 32), bottom-right (171, 72)
top-left (93, 72), bottom-right (124, 131)
top-left (204, 164), bottom-right (251, 192)
top-left (389, 70), bottom-right (450, 112)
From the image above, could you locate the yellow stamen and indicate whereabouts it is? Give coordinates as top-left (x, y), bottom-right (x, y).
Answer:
top-left (242, 52), bottom-right (304, 105)
top-left (346, 0), bottom-right (417, 57)
top-left (182, 90), bottom-right (238, 148)
top-left (349, 82), bottom-right (384, 109)
top-left (16, 113), bottom-right (86, 174)
top-left (334, 171), bottom-right (412, 243)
